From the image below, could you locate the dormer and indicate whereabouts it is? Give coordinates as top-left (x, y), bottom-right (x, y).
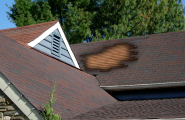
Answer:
top-left (28, 21), bottom-right (80, 69)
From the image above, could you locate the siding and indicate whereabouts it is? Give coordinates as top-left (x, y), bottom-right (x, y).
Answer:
top-left (34, 29), bottom-right (75, 66)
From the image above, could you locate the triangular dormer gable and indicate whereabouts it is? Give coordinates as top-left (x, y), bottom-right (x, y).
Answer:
top-left (28, 22), bottom-right (80, 69)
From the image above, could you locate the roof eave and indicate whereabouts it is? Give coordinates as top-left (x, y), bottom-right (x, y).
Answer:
top-left (0, 72), bottom-right (44, 120)
top-left (100, 81), bottom-right (185, 91)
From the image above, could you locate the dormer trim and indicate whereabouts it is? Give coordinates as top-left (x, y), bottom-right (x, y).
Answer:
top-left (28, 21), bottom-right (80, 69)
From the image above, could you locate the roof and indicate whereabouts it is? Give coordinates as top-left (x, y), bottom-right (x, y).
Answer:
top-left (0, 33), bottom-right (116, 119)
top-left (71, 98), bottom-right (185, 119)
top-left (70, 31), bottom-right (185, 86)
top-left (0, 20), bottom-right (80, 69)
top-left (0, 20), bottom-right (58, 46)
top-left (1, 21), bottom-right (185, 119)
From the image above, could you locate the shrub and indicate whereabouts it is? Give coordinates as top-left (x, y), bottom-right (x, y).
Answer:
top-left (42, 82), bottom-right (61, 120)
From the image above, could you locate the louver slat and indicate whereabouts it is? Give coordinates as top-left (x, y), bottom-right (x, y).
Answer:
top-left (51, 33), bottom-right (61, 57)
top-left (33, 29), bottom-right (76, 67)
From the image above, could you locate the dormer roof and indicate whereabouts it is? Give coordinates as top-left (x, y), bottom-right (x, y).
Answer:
top-left (0, 20), bottom-right (80, 69)
top-left (0, 20), bottom-right (58, 45)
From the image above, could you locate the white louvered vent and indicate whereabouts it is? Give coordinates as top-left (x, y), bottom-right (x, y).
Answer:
top-left (28, 22), bottom-right (80, 69)
top-left (32, 28), bottom-right (80, 68)
top-left (51, 33), bottom-right (61, 57)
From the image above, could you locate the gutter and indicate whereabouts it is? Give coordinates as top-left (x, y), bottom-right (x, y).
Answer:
top-left (100, 81), bottom-right (185, 91)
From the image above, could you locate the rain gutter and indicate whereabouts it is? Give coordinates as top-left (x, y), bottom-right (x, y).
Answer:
top-left (100, 81), bottom-right (185, 91)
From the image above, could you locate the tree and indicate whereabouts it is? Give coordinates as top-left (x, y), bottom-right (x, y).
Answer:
top-left (6, 0), bottom-right (185, 44)
top-left (42, 82), bottom-right (61, 120)
top-left (6, 0), bottom-right (57, 27)
top-left (92, 0), bottom-right (185, 41)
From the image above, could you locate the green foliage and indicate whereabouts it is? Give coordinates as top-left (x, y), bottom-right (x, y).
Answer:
top-left (6, 0), bottom-right (185, 44)
top-left (42, 83), bottom-right (61, 120)
top-left (92, 0), bottom-right (185, 41)
top-left (6, 0), bottom-right (57, 27)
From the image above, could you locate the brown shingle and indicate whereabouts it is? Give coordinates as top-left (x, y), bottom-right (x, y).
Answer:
top-left (70, 31), bottom-right (185, 86)
top-left (0, 33), bottom-right (116, 119)
top-left (1, 21), bottom-right (185, 120)
top-left (72, 98), bottom-right (185, 119)
top-left (0, 20), bottom-right (58, 45)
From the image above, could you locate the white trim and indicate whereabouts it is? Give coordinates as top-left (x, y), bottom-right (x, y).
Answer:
top-left (57, 22), bottom-right (80, 69)
top-left (100, 81), bottom-right (185, 91)
top-left (27, 21), bottom-right (80, 69)
top-left (0, 72), bottom-right (44, 120)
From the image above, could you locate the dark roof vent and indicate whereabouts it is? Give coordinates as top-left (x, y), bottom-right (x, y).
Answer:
top-left (51, 33), bottom-right (61, 57)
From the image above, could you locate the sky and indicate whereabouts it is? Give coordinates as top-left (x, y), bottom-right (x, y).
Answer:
top-left (0, 0), bottom-right (185, 30)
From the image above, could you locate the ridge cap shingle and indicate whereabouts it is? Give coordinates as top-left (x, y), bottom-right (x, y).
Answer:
top-left (71, 30), bottom-right (185, 46)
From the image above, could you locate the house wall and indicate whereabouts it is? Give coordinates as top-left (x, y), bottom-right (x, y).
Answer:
top-left (0, 90), bottom-right (29, 120)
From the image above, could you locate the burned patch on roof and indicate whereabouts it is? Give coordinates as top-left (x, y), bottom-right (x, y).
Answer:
top-left (81, 43), bottom-right (138, 71)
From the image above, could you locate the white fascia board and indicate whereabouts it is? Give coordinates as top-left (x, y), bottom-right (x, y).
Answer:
top-left (57, 22), bottom-right (80, 69)
top-left (101, 81), bottom-right (185, 91)
top-left (0, 72), bottom-right (44, 120)
top-left (27, 21), bottom-right (80, 69)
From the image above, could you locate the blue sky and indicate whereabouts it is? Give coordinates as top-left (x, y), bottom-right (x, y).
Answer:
top-left (0, 0), bottom-right (16, 30)
top-left (1, 0), bottom-right (185, 30)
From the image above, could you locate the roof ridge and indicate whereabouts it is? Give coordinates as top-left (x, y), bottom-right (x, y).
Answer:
top-left (71, 30), bottom-right (185, 46)
top-left (0, 20), bottom-right (59, 32)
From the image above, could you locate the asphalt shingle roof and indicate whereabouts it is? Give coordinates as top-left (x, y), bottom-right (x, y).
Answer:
top-left (72, 98), bottom-right (185, 119)
top-left (0, 20), bottom-right (58, 46)
top-left (71, 31), bottom-right (185, 86)
top-left (1, 21), bottom-right (185, 119)
top-left (0, 33), bottom-right (116, 119)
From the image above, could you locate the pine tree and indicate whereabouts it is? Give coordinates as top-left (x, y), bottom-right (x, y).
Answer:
top-left (92, 0), bottom-right (185, 41)
top-left (61, 1), bottom-right (94, 43)
top-left (6, 0), bottom-right (56, 27)
top-left (6, 0), bottom-right (185, 43)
